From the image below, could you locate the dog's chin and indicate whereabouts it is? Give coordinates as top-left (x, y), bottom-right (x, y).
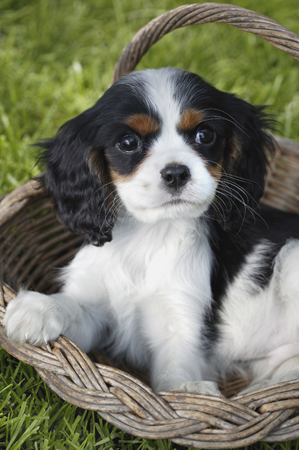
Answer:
top-left (126, 199), bottom-right (210, 223)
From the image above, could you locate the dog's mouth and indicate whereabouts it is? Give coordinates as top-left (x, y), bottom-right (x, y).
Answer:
top-left (135, 198), bottom-right (197, 211)
top-left (160, 198), bottom-right (195, 207)
top-left (120, 194), bottom-right (211, 223)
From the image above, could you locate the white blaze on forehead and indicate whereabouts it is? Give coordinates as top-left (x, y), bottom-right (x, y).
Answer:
top-left (137, 69), bottom-right (190, 165)
top-left (139, 68), bottom-right (182, 126)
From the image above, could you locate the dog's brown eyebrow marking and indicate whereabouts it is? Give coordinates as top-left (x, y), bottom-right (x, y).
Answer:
top-left (124, 114), bottom-right (159, 136)
top-left (178, 108), bottom-right (205, 131)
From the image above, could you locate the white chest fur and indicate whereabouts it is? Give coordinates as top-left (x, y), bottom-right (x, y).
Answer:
top-left (61, 215), bottom-right (214, 370)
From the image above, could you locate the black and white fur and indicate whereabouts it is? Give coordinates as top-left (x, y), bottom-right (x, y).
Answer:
top-left (4, 68), bottom-right (299, 395)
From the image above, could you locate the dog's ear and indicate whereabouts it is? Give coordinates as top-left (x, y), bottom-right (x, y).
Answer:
top-left (218, 99), bottom-right (276, 230)
top-left (38, 109), bottom-right (116, 246)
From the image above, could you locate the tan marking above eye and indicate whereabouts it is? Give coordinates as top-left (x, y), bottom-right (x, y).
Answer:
top-left (178, 108), bottom-right (206, 131)
top-left (124, 114), bottom-right (159, 136)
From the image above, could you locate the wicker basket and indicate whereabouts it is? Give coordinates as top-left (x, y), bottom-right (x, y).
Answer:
top-left (1, 3), bottom-right (299, 448)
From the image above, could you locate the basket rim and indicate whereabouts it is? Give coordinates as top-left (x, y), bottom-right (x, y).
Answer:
top-left (1, 283), bottom-right (299, 447)
top-left (1, 3), bottom-right (299, 448)
top-left (111, 2), bottom-right (299, 84)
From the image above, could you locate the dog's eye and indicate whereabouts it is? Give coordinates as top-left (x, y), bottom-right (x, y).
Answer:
top-left (195, 127), bottom-right (215, 145)
top-left (118, 135), bottom-right (140, 152)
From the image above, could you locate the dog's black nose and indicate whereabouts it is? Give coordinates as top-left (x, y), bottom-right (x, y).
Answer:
top-left (160, 164), bottom-right (191, 189)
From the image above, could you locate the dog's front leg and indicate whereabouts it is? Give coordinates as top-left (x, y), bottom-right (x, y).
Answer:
top-left (3, 246), bottom-right (112, 353)
top-left (142, 296), bottom-right (222, 396)
top-left (3, 289), bottom-right (109, 353)
top-left (152, 348), bottom-right (222, 396)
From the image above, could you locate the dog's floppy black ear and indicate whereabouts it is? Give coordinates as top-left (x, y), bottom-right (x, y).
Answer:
top-left (219, 99), bottom-right (276, 230)
top-left (38, 110), bottom-right (116, 246)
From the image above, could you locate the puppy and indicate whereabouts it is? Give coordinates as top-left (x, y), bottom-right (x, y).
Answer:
top-left (4, 68), bottom-right (299, 395)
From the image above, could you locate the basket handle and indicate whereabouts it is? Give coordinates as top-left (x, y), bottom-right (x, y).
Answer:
top-left (111, 2), bottom-right (299, 84)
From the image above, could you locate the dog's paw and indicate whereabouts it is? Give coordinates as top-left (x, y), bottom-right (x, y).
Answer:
top-left (3, 290), bottom-right (65, 346)
top-left (168, 381), bottom-right (224, 397)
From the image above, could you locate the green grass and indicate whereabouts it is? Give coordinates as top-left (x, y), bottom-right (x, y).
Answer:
top-left (1, 0), bottom-right (299, 448)
top-left (1, 351), bottom-right (175, 449)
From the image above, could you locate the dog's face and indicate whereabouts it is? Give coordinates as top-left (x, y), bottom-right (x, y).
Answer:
top-left (105, 69), bottom-right (226, 223)
top-left (41, 68), bottom-right (274, 245)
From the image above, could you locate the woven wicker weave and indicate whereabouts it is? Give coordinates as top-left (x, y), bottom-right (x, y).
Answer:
top-left (1, 3), bottom-right (299, 448)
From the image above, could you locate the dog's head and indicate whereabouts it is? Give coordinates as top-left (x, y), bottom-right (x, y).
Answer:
top-left (40, 68), bottom-right (275, 245)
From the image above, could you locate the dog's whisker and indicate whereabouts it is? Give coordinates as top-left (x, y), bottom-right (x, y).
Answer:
top-left (199, 107), bottom-right (248, 136)
top-left (220, 178), bottom-right (260, 209)
top-left (88, 180), bottom-right (116, 202)
top-left (210, 199), bottom-right (227, 224)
